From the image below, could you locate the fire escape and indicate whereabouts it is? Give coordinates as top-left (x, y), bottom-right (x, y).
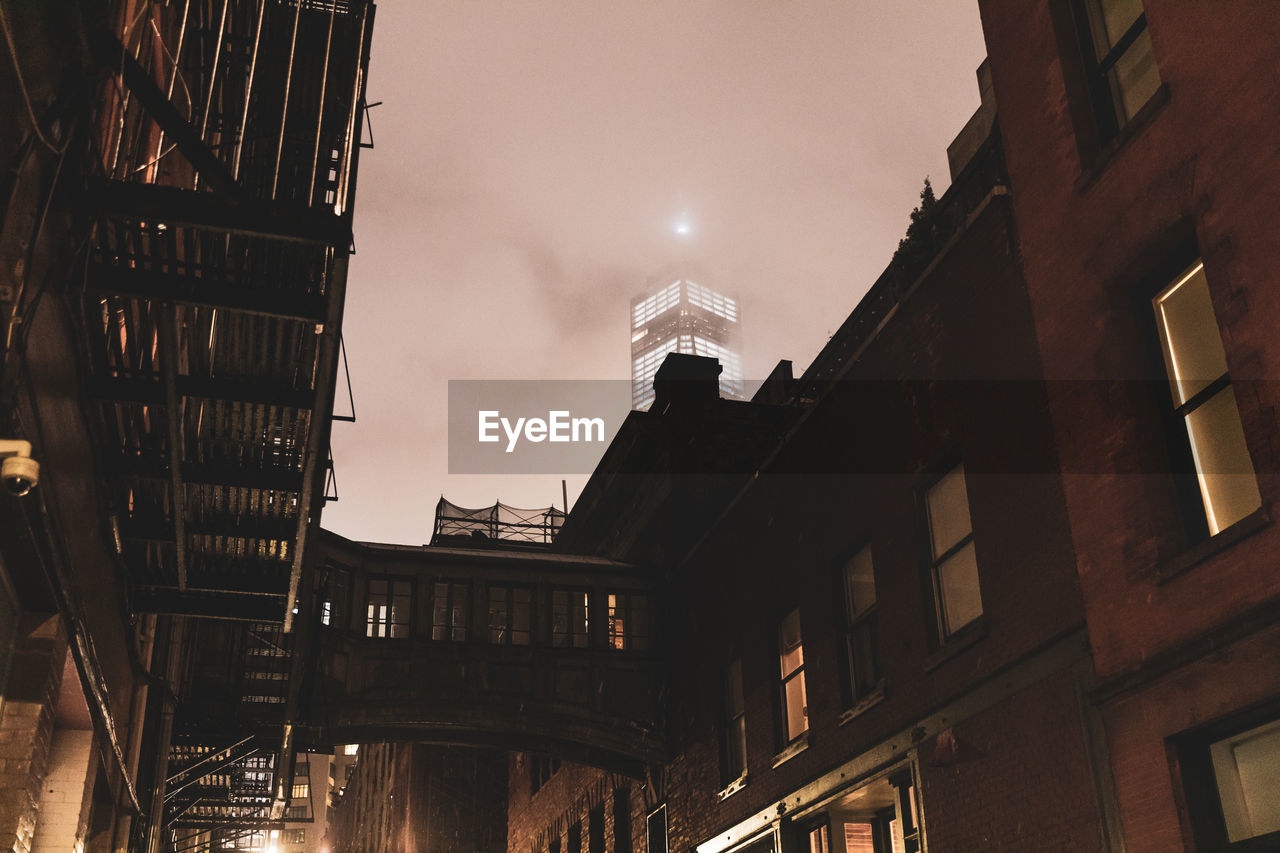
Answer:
top-left (80, 1), bottom-right (375, 850)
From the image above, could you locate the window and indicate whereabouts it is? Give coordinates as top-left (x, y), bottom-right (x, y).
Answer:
top-left (924, 465), bottom-right (983, 640)
top-left (589, 805), bottom-right (605, 853)
top-left (552, 590), bottom-right (590, 648)
top-left (613, 788), bottom-right (632, 853)
top-left (842, 544), bottom-right (881, 703)
top-left (291, 780), bottom-right (309, 800)
top-left (607, 593), bottom-right (649, 651)
top-left (530, 755), bottom-right (561, 795)
top-left (321, 600), bottom-right (331, 626)
top-left (807, 824), bottom-right (829, 853)
top-left (343, 743), bottom-right (359, 756)
top-left (366, 578), bottom-right (411, 638)
top-left (778, 609), bottom-right (808, 744)
top-left (646, 805), bottom-right (668, 853)
top-left (1152, 260), bottom-right (1261, 537)
top-left (432, 582), bottom-right (469, 641)
top-left (1178, 710), bottom-right (1280, 851)
top-left (721, 658), bottom-right (747, 784)
top-left (284, 829), bottom-right (306, 846)
top-left (1073, 0), bottom-right (1160, 143)
top-left (488, 586), bottom-right (532, 645)
top-left (569, 823), bottom-right (582, 853)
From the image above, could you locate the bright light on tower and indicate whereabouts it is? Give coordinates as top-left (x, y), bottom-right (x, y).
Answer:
top-left (673, 215), bottom-right (692, 237)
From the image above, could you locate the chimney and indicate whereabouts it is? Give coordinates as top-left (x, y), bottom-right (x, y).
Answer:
top-left (652, 353), bottom-right (722, 415)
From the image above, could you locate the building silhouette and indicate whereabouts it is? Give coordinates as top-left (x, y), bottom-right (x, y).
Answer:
top-left (630, 279), bottom-right (743, 410)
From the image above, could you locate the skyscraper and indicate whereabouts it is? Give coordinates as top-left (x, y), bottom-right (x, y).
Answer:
top-left (630, 278), bottom-right (743, 410)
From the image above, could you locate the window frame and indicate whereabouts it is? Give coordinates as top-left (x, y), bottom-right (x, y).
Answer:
top-left (1070, 0), bottom-right (1159, 145)
top-left (1139, 250), bottom-right (1262, 546)
top-left (551, 588), bottom-right (591, 649)
top-left (1174, 701), bottom-right (1280, 853)
top-left (486, 584), bottom-right (532, 646)
top-left (365, 575), bottom-right (413, 639)
top-left (920, 461), bottom-right (984, 644)
top-left (606, 591), bottom-right (650, 652)
top-left (646, 804), bottom-right (668, 853)
top-left (837, 541), bottom-right (882, 707)
top-left (720, 657), bottom-right (748, 787)
top-left (776, 607), bottom-right (809, 747)
top-left (431, 580), bottom-right (471, 642)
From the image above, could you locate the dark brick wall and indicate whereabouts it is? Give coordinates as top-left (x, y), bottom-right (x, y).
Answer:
top-left (977, 0), bottom-right (1280, 679)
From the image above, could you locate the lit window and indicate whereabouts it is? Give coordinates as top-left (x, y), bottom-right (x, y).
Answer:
top-left (842, 545), bottom-right (881, 703)
top-left (343, 744), bottom-right (358, 756)
top-left (1153, 261), bottom-right (1261, 537)
top-left (1179, 712), bottom-right (1280, 850)
top-left (1074, 0), bottom-right (1161, 142)
top-left (291, 781), bottom-right (309, 800)
top-left (366, 578), bottom-right (411, 638)
top-left (807, 825), bottom-right (829, 853)
top-left (432, 582), bottom-right (469, 642)
top-left (924, 465), bottom-right (983, 639)
top-left (721, 659), bottom-right (747, 784)
top-left (606, 593), bottom-right (649, 651)
top-left (1209, 720), bottom-right (1280, 843)
top-left (778, 609), bottom-right (808, 744)
top-left (488, 586), bottom-right (532, 645)
top-left (321, 600), bottom-right (331, 626)
top-left (551, 590), bottom-right (589, 648)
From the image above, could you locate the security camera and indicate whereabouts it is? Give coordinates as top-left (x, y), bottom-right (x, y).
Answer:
top-left (0, 439), bottom-right (39, 496)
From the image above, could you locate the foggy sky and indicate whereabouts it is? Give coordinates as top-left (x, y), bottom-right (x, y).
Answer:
top-left (324, 1), bottom-right (988, 545)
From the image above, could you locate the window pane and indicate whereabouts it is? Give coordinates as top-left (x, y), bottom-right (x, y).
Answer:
top-left (1154, 262), bottom-right (1229, 406)
top-left (926, 466), bottom-right (972, 559)
top-left (843, 823), bottom-right (874, 853)
top-left (1112, 29), bottom-right (1160, 120)
top-left (850, 618), bottom-right (878, 696)
top-left (1185, 386), bottom-right (1262, 535)
top-left (1210, 720), bottom-right (1280, 841)
top-left (807, 825), bottom-right (828, 853)
top-left (729, 716), bottom-right (746, 778)
top-left (783, 672), bottom-right (808, 741)
top-left (844, 546), bottom-right (876, 617)
top-left (937, 542), bottom-right (983, 636)
top-left (512, 588), bottom-right (531, 645)
top-left (552, 591), bottom-right (568, 646)
top-left (489, 586), bottom-right (509, 643)
top-left (452, 586), bottom-right (469, 641)
top-left (1086, 0), bottom-right (1144, 56)
top-left (725, 660), bottom-right (744, 717)
top-left (779, 610), bottom-right (803, 677)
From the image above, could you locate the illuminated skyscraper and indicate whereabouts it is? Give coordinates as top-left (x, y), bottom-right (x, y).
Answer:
top-left (630, 279), bottom-right (743, 409)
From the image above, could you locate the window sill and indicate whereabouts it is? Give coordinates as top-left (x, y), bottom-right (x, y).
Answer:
top-left (1155, 507), bottom-right (1271, 585)
top-left (716, 773), bottom-right (748, 801)
top-left (770, 735), bottom-right (809, 769)
top-left (1074, 83), bottom-right (1170, 194)
top-left (923, 616), bottom-right (988, 673)
top-left (837, 682), bottom-right (886, 726)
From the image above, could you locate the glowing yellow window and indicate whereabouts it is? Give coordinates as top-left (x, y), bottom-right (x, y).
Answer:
top-left (1153, 261), bottom-right (1261, 536)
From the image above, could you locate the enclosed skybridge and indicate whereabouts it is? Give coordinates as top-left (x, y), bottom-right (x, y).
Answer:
top-left (296, 529), bottom-right (663, 776)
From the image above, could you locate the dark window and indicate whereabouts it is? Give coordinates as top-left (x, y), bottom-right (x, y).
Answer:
top-left (589, 805), bottom-right (605, 853)
top-left (366, 577), bottom-right (411, 638)
top-left (607, 592), bottom-right (649, 651)
top-left (432, 581), bottom-right (469, 641)
top-left (552, 589), bottom-right (590, 648)
top-left (924, 464), bottom-right (983, 640)
top-left (530, 755), bottom-right (561, 795)
top-left (720, 658), bottom-right (747, 784)
top-left (1072, 0), bottom-right (1160, 143)
top-left (488, 586), bottom-right (532, 645)
top-left (646, 805), bottom-right (667, 853)
top-left (569, 823), bottom-right (582, 853)
top-left (613, 789), bottom-right (632, 853)
top-left (1151, 260), bottom-right (1261, 539)
top-left (1177, 708), bottom-right (1280, 852)
top-left (841, 544), bottom-right (880, 703)
top-left (778, 609), bottom-right (808, 744)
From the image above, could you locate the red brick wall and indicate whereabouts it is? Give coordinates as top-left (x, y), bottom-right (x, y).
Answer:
top-left (918, 671), bottom-right (1101, 853)
top-left (976, 0), bottom-right (1280, 679)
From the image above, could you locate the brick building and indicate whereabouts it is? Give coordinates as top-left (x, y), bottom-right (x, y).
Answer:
top-left (507, 4), bottom-right (1280, 853)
